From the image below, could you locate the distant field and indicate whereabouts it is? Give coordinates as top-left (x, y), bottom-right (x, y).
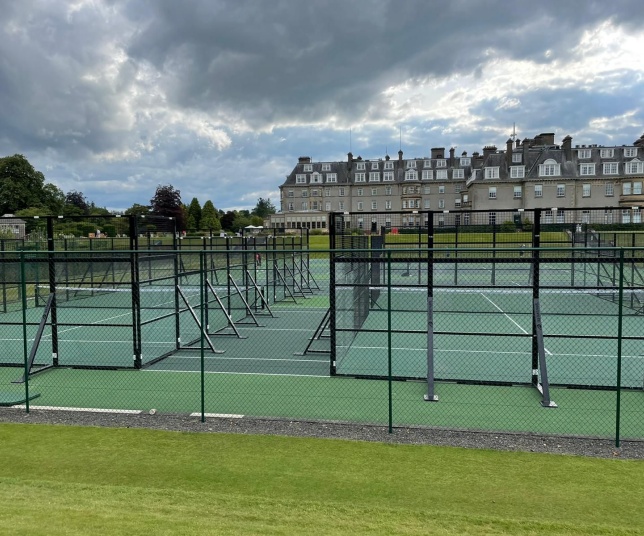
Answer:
top-left (1, 423), bottom-right (643, 535)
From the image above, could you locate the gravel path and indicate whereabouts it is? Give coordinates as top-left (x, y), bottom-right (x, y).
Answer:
top-left (2, 407), bottom-right (643, 459)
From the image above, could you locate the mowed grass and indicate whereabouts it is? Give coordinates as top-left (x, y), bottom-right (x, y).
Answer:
top-left (1, 423), bottom-right (644, 535)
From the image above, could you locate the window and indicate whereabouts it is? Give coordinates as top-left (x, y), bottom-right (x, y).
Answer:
top-left (369, 188), bottom-right (376, 196)
top-left (605, 183), bottom-right (614, 196)
top-left (357, 202), bottom-right (363, 211)
top-left (510, 166), bottom-right (525, 178)
top-left (303, 164), bottom-right (313, 172)
top-left (339, 187), bottom-right (345, 196)
top-left (383, 171), bottom-right (394, 181)
top-left (435, 159), bottom-right (446, 168)
top-left (287, 189), bottom-right (294, 197)
top-left (635, 182), bottom-right (643, 195)
top-left (406, 160), bottom-right (416, 168)
top-left (488, 187), bottom-right (497, 199)
top-left (580, 163), bottom-right (595, 176)
top-left (423, 160), bottom-right (432, 168)
top-left (577, 149), bottom-right (591, 159)
top-left (438, 199), bottom-right (445, 209)
top-left (626, 161), bottom-right (644, 174)
top-left (324, 188), bottom-right (331, 197)
top-left (452, 169), bottom-right (464, 179)
top-left (438, 185), bottom-right (445, 194)
top-left (338, 201), bottom-right (344, 210)
top-left (557, 184), bottom-right (566, 197)
top-left (454, 184), bottom-right (461, 193)
top-left (311, 189), bottom-right (319, 197)
top-left (296, 174), bottom-right (307, 184)
top-left (371, 162), bottom-right (379, 170)
top-left (623, 182), bottom-right (632, 195)
top-left (287, 202), bottom-right (294, 211)
top-left (311, 172), bottom-right (322, 183)
top-left (385, 186), bottom-right (392, 195)
top-left (624, 148), bottom-right (637, 158)
top-left (385, 200), bottom-right (392, 210)
top-left (423, 186), bottom-right (430, 194)
top-left (311, 201), bottom-right (319, 210)
top-left (436, 170), bottom-right (448, 180)
top-left (635, 208), bottom-right (642, 223)
top-left (582, 184), bottom-right (591, 197)
top-left (301, 201), bottom-right (308, 210)
top-left (534, 184), bottom-right (543, 197)
top-left (544, 210), bottom-right (553, 224)
top-left (321, 163), bottom-right (331, 171)
top-left (384, 161), bottom-right (393, 170)
top-left (600, 149), bottom-right (614, 158)
top-left (460, 157), bottom-right (471, 166)
top-left (325, 202), bottom-right (331, 211)
top-left (489, 212), bottom-right (496, 226)
top-left (356, 162), bottom-right (365, 170)
top-left (512, 153), bottom-right (522, 163)
top-left (424, 199), bottom-right (430, 209)
top-left (369, 172), bottom-right (380, 182)
top-left (603, 163), bottom-right (618, 175)
top-left (484, 167), bottom-right (500, 179)
top-left (405, 170), bottom-right (417, 181)
top-left (421, 170), bottom-right (433, 180)
top-left (357, 188), bottom-right (363, 196)
top-left (539, 159), bottom-right (561, 176)
top-left (371, 201), bottom-right (377, 210)
top-left (402, 200), bottom-right (408, 209)
top-left (301, 190), bottom-right (308, 197)
top-left (402, 186), bottom-right (407, 194)
top-left (513, 186), bottom-right (522, 199)
top-left (354, 172), bottom-right (366, 182)
top-left (556, 210), bottom-right (565, 224)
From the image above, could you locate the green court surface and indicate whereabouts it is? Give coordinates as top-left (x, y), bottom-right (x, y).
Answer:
top-left (2, 256), bottom-right (644, 440)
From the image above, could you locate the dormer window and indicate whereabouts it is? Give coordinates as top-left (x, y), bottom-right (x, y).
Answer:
top-left (626, 160), bottom-right (644, 174)
top-left (371, 162), bottom-right (379, 170)
top-left (303, 164), bottom-right (313, 172)
top-left (484, 167), bottom-right (500, 179)
top-left (600, 149), bottom-right (614, 159)
top-left (295, 174), bottom-right (307, 184)
top-left (460, 157), bottom-right (471, 166)
top-left (406, 160), bottom-right (416, 168)
top-left (423, 160), bottom-right (432, 168)
top-left (435, 159), bottom-right (446, 168)
top-left (321, 163), bottom-right (331, 171)
top-left (512, 153), bottom-right (522, 163)
top-left (577, 149), bottom-right (591, 159)
top-left (538, 159), bottom-right (561, 177)
top-left (452, 169), bottom-right (464, 179)
top-left (384, 161), bottom-right (393, 170)
top-left (405, 169), bottom-right (418, 181)
top-left (580, 164), bottom-right (595, 176)
top-left (356, 162), bottom-right (366, 170)
top-left (624, 148), bottom-right (638, 158)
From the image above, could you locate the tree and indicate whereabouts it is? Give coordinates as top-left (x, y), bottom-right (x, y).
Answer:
top-left (150, 184), bottom-right (186, 231)
top-left (220, 210), bottom-right (236, 232)
top-left (200, 200), bottom-right (221, 232)
top-left (187, 198), bottom-right (202, 231)
top-left (0, 154), bottom-right (46, 214)
top-left (232, 213), bottom-right (251, 232)
top-left (252, 197), bottom-right (276, 219)
top-left (64, 190), bottom-right (90, 216)
top-left (41, 183), bottom-right (65, 214)
top-left (125, 203), bottom-right (151, 217)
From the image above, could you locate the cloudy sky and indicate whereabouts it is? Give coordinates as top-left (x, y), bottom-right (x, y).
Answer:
top-left (1, 0), bottom-right (644, 213)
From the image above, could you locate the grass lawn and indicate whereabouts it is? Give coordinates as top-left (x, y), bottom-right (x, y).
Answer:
top-left (1, 423), bottom-right (643, 535)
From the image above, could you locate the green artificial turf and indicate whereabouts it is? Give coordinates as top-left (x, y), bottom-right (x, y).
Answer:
top-left (1, 422), bottom-right (643, 535)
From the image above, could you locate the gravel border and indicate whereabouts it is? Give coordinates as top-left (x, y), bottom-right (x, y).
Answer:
top-left (1, 407), bottom-right (643, 459)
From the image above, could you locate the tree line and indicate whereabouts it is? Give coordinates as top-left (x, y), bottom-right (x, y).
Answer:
top-left (0, 154), bottom-right (276, 235)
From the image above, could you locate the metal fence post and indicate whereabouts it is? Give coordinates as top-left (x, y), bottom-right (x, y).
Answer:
top-left (615, 248), bottom-right (624, 448)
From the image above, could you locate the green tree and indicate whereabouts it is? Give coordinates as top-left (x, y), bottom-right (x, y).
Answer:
top-left (187, 198), bottom-right (202, 231)
top-left (251, 197), bottom-right (276, 219)
top-left (200, 200), bottom-right (221, 232)
top-left (150, 185), bottom-right (186, 231)
top-left (125, 203), bottom-right (151, 217)
top-left (0, 154), bottom-right (46, 214)
top-left (41, 183), bottom-right (65, 214)
top-left (220, 210), bottom-right (236, 231)
top-left (232, 214), bottom-right (251, 232)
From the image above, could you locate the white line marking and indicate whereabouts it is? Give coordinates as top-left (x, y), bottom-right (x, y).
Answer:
top-left (165, 356), bottom-right (328, 363)
top-left (11, 405), bottom-right (141, 414)
top-left (144, 369), bottom-right (328, 378)
top-left (189, 412), bottom-right (244, 418)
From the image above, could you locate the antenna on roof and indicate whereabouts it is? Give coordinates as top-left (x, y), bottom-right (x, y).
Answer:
top-left (510, 122), bottom-right (517, 142)
top-left (399, 127), bottom-right (402, 151)
top-left (349, 128), bottom-right (352, 153)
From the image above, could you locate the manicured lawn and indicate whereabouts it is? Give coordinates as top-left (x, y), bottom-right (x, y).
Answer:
top-left (1, 422), bottom-right (643, 535)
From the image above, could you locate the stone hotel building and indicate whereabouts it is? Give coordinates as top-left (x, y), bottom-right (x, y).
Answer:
top-left (269, 132), bottom-right (644, 230)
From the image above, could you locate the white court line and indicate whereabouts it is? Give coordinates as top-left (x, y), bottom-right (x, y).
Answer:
top-left (189, 412), bottom-right (244, 418)
top-left (167, 356), bottom-right (328, 363)
top-left (11, 405), bottom-right (141, 414)
top-left (479, 293), bottom-right (553, 356)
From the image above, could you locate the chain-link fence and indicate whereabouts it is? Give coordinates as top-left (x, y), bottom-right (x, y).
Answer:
top-left (1, 231), bottom-right (643, 446)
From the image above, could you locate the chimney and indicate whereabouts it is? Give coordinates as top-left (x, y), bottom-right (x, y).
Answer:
top-left (449, 147), bottom-right (455, 167)
top-left (540, 132), bottom-right (555, 146)
top-left (298, 156), bottom-right (311, 163)
top-left (562, 135), bottom-right (572, 161)
top-left (522, 138), bottom-right (531, 165)
top-left (506, 138), bottom-right (513, 169)
top-left (347, 152), bottom-right (353, 169)
top-left (483, 145), bottom-right (497, 158)
top-left (398, 149), bottom-right (403, 163)
top-left (634, 134), bottom-right (644, 147)
top-left (431, 147), bottom-right (445, 159)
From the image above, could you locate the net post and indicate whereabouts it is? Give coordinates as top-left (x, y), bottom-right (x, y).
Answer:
top-left (129, 216), bottom-right (142, 369)
top-left (533, 298), bottom-right (556, 408)
top-left (615, 248), bottom-right (625, 448)
top-left (531, 208), bottom-right (541, 386)
top-left (329, 213), bottom-right (339, 376)
top-left (424, 295), bottom-right (438, 402)
top-left (46, 216), bottom-right (59, 366)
